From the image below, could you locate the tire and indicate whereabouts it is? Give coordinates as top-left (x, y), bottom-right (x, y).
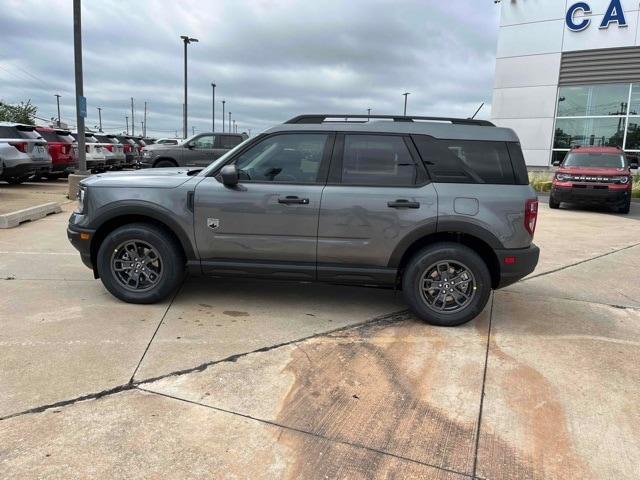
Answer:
top-left (97, 223), bottom-right (185, 304)
top-left (154, 159), bottom-right (177, 168)
top-left (402, 243), bottom-right (492, 327)
top-left (548, 195), bottom-right (560, 209)
top-left (5, 176), bottom-right (28, 185)
top-left (618, 198), bottom-right (631, 214)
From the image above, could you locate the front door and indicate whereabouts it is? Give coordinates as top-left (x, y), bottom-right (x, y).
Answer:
top-left (183, 134), bottom-right (216, 167)
top-left (193, 132), bottom-right (333, 280)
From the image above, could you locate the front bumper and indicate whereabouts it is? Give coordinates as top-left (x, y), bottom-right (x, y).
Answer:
top-left (495, 244), bottom-right (540, 288)
top-left (551, 185), bottom-right (630, 206)
top-left (67, 221), bottom-right (95, 271)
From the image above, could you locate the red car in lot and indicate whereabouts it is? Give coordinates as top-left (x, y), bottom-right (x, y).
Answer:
top-left (551, 146), bottom-right (637, 214)
top-left (35, 126), bottom-right (77, 177)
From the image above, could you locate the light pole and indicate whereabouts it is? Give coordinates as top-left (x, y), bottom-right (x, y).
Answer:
top-left (96, 107), bottom-right (103, 132)
top-left (233, 119), bottom-right (236, 133)
top-left (180, 35), bottom-right (199, 139)
top-left (402, 92), bottom-right (410, 116)
top-left (125, 115), bottom-right (129, 135)
top-left (221, 100), bottom-right (225, 132)
top-left (211, 83), bottom-right (216, 132)
top-left (130, 97), bottom-right (135, 136)
top-left (54, 94), bottom-right (62, 127)
top-left (72, 0), bottom-right (87, 175)
top-left (228, 111), bottom-right (231, 133)
top-left (367, 108), bottom-right (371, 121)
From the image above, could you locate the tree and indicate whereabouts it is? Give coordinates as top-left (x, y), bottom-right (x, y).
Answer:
top-left (0, 99), bottom-right (37, 125)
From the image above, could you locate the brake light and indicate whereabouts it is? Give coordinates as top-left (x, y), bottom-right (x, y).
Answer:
top-left (9, 141), bottom-right (27, 153)
top-left (123, 145), bottom-right (131, 153)
top-left (525, 199), bottom-right (538, 237)
top-left (103, 144), bottom-right (113, 152)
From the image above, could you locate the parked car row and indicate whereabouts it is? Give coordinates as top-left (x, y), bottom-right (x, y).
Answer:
top-left (0, 121), bottom-right (156, 184)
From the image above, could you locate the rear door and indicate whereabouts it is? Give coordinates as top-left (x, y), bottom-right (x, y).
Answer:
top-left (317, 133), bottom-right (438, 284)
top-left (193, 132), bottom-right (333, 280)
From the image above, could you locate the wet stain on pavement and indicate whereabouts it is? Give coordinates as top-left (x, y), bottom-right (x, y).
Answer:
top-left (223, 310), bottom-right (250, 317)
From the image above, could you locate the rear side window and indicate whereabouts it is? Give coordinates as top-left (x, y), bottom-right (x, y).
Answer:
top-left (38, 131), bottom-right (61, 142)
top-left (0, 126), bottom-right (21, 138)
top-left (341, 134), bottom-right (418, 186)
top-left (506, 143), bottom-right (529, 185)
top-left (220, 135), bottom-right (241, 148)
top-left (412, 136), bottom-right (515, 184)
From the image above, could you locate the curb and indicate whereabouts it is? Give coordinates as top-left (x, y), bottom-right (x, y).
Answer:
top-left (0, 202), bottom-right (62, 229)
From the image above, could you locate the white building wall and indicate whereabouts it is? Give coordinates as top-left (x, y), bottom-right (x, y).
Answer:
top-left (491, 0), bottom-right (640, 167)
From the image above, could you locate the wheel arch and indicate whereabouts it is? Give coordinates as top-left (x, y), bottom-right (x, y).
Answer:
top-left (152, 157), bottom-right (178, 167)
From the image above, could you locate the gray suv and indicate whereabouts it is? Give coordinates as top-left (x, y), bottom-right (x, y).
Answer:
top-left (68, 115), bottom-right (539, 326)
top-left (140, 132), bottom-right (247, 168)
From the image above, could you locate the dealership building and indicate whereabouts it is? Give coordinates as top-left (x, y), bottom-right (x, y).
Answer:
top-left (492, 0), bottom-right (640, 167)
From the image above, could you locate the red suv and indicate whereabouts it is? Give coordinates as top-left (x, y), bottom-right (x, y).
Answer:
top-left (36, 126), bottom-right (77, 178)
top-left (550, 146), bottom-right (637, 214)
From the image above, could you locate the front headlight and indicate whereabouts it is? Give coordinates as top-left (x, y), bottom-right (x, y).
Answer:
top-left (614, 175), bottom-right (630, 184)
top-left (75, 187), bottom-right (86, 214)
top-left (555, 173), bottom-right (572, 181)
top-left (143, 150), bottom-right (154, 158)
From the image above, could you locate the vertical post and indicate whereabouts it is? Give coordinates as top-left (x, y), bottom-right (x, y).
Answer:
top-left (97, 107), bottom-right (102, 132)
top-left (55, 94), bottom-right (62, 127)
top-left (211, 83), bottom-right (216, 132)
top-left (228, 111), bottom-right (231, 133)
top-left (183, 39), bottom-right (187, 138)
top-left (367, 108), bottom-right (371, 121)
top-left (192, 126), bottom-right (195, 136)
top-left (143, 101), bottom-right (147, 137)
top-left (73, 0), bottom-right (87, 174)
top-left (125, 115), bottom-right (129, 135)
top-left (222, 100), bottom-right (225, 133)
top-left (131, 97), bottom-right (134, 136)
top-left (402, 92), bottom-right (410, 116)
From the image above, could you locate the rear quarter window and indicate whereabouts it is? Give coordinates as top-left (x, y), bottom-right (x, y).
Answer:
top-left (38, 131), bottom-right (62, 142)
top-left (412, 135), bottom-right (516, 185)
top-left (220, 135), bottom-right (242, 148)
top-left (0, 126), bottom-right (20, 139)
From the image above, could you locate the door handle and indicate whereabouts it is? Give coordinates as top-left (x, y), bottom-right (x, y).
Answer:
top-left (278, 195), bottom-right (310, 205)
top-left (387, 199), bottom-right (420, 209)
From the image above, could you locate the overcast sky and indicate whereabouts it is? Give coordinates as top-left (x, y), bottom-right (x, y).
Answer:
top-left (0, 0), bottom-right (500, 138)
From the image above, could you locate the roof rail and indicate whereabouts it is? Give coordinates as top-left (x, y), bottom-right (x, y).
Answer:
top-left (284, 114), bottom-right (495, 127)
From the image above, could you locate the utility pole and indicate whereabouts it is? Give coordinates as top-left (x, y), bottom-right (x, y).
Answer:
top-left (402, 92), bottom-right (410, 116)
top-left (125, 115), bottom-right (129, 135)
top-left (211, 83), bottom-right (216, 132)
top-left (143, 101), bottom-right (147, 137)
top-left (222, 100), bottom-right (226, 133)
top-left (130, 97), bottom-right (135, 136)
top-left (54, 94), bottom-right (62, 127)
top-left (180, 35), bottom-right (199, 139)
top-left (72, 0), bottom-right (87, 175)
top-left (96, 107), bottom-right (102, 132)
top-left (228, 111), bottom-right (231, 133)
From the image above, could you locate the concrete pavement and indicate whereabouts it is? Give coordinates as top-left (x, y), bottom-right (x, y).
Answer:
top-left (0, 201), bottom-right (639, 479)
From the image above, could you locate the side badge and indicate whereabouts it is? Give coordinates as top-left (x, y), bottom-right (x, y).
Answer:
top-left (207, 218), bottom-right (220, 229)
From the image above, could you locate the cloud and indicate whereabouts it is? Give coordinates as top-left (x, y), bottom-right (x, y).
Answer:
top-left (0, 0), bottom-right (500, 137)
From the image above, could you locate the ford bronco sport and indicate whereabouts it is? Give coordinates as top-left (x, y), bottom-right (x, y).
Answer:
top-left (551, 146), bottom-right (637, 214)
top-left (68, 114), bottom-right (539, 326)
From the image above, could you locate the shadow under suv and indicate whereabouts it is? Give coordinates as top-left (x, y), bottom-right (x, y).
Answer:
top-left (68, 114), bottom-right (539, 327)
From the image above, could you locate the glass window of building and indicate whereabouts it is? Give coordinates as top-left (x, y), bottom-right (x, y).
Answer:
top-left (554, 118), bottom-right (625, 149)
top-left (557, 84), bottom-right (629, 117)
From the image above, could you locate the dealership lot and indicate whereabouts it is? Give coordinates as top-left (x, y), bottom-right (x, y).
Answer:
top-left (0, 202), bottom-right (638, 479)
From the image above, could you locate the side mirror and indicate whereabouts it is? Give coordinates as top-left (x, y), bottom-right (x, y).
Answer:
top-left (186, 143), bottom-right (195, 150)
top-left (220, 164), bottom-right (239, 186)
top-left (552, 160), bottom-right (561, 167)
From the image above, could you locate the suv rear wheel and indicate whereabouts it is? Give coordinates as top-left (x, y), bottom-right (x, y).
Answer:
top-left (97, 223), bottom-right (185, 303)
top-left (154, 159), bottom-right (177, 168)
top-left (402, 243), bottom-right (491, 326)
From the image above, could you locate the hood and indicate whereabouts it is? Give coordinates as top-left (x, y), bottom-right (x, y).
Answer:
top-left (557, 166), bottom-right (629, 175)
top-left (81, 167), bottom-right (201, 188)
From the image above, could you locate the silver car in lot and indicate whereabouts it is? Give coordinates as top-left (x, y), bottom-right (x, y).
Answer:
top-left (95, 134), bottom-right (126, 169)
top-left (0, 122), bottom-right (51, 184)
top-left (71, 132), bottom-right (107, 172)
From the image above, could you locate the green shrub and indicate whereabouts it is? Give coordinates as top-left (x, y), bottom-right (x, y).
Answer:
top-left (528, 172), bottom-right (553, 193)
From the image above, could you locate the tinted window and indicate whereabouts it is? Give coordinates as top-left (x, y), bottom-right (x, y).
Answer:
top-left (413, 136), bottom-right (515, 184)
top-left (233, 133), bottom-right (328, 183)
top-left (506, 143), bottom-right (529, 185)
top-left (341, 135), bottom-right (417, 186)
top-left (38, 131), bottom-right (62, 142)
top-left (220, 135), bottom-right (241, 149)
top-left (0, 126), bottom-right (20, 138)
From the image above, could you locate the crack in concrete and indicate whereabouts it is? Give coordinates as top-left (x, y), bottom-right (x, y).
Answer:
top-left (0, 309), bottom-right (411, 422)
top-left (503, 289), bottom-right (640, 311)
top-left (522, 242), bottom-right (640, 283)
top-left (136, 386), bottom-right (477, 479)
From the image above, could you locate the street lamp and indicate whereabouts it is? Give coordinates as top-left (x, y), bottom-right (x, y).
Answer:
top-left (211, 83), bottom-right (216, 132)
top-left (228, 111), bottom-right (232, 133)
top-left (97, 107), bottom-right (102, 132)
top-left (222, 100), bottom-right (226, 133)
top-left (54, 94), bottom-right (62, 127)
top-left (180, 35), bottom-right (199, 139)
top-left (402, 92), bottom-right (410, 116)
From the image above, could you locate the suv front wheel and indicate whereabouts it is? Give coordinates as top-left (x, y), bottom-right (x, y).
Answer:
top-left (402, 243), bottom-right (491, 326)
top-left (97, 223), bottom-right (185, 303)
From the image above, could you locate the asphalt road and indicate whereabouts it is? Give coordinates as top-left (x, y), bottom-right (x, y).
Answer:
top-left (1, 200), bottom-right (639, 479)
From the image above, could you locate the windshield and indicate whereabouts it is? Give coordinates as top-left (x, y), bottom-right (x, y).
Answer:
top-left (563, 153), bottom-right (626, 168)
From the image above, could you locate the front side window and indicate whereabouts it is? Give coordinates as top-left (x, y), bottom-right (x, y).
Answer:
top-left (191, 135), bottom-right (215, 149)
top-left (341, 135), bottom-right (417, 185)
top-left (233, 133), bottom-right (328, 183)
